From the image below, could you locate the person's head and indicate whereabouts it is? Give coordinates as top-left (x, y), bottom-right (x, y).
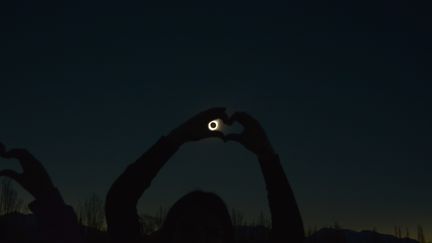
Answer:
top-left (159, 190), bottom-right (234, 243)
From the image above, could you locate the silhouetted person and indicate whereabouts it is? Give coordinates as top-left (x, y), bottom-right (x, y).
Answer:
top-left (0, 143), bottom-right (84, 243)
top-left (105, 108), bottom-right (304, 243)
top-left (158, 190), bottom-right (234, 243)
top-left (105, 108), bottom-right (305, 243)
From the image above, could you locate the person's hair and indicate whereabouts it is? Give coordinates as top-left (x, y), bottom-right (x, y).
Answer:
top-left (158, 190), bottom-right (234, 243)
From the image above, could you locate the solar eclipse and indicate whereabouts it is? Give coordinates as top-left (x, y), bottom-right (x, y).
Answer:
top-left (208, 120), bottom-right (219, 131)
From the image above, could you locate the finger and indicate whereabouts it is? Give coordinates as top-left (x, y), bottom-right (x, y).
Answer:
top-left (224, 133), bottom-right (243, 143)
top-left (3, 149), bottom-right (43, 172)
top-left (0, 169), bottom-right (21, 181)
top-left (236, 112), bottom-right (256, 123)
top-left (3, 148), bottom-right (35, 161)
top-left (209, 131), bottom-right (225, 140)
top-left (218, 112), bottom-right (230, 124)
top-left (201, 107), bottom-right (227, 121)
top-left (228, 112), bottom-right (247, 126)
top-left (205, 107), bottom-right (226, 114)
top-left (207, 107), bottom-right (231, 125)
top-left (232, 112), bottom-right (260, 126)
top-left (227, 112), bottom-right (242, 125)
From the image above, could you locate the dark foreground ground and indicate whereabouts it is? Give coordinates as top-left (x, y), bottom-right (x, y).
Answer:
top-left (0, 213), bottom-right (422, 243)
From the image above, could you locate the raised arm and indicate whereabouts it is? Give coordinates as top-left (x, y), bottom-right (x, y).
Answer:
top-left (0, 143), bottom-right (84, 243)
top-left (225, 112), bottom-right (305, 243)
top-left (105, 108), bottom-right (228, 243)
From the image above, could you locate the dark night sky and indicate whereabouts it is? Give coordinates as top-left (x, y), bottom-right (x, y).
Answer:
top-left (1, 0), bottom-right (431, 239)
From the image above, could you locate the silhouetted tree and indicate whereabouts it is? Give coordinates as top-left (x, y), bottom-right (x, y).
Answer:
top-left (231, 208), bottom-right (245, 226)
top-left (307, 226), bottom-right (313, 237)
top-left (406, 227), bottom-right (410, 239)
top-left (394, 226), bottom-right (404, 238)
top-left (78, 193), bottom-right (105, 231)
top-left (137, 206), bottom-right (167, 235)
top-left (0, 178), bottom-right (23, 215)
top-left (138, 213), bottom-right (159, 235)
top-left (256, 210), bottom-right (271, 228)
top-left (417, 225), bottom-right (425, 243)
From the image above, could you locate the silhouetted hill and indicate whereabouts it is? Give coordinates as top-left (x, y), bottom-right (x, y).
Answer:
top-left (306, 228), bottom-right (420, 243)
top-left (0, 213), bottom-right (423, 243)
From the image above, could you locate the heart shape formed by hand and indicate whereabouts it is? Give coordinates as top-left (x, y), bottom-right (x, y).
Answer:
top-left (205, 111), bottom-right (273, 155)
top-left (0, 143), bottom-right (55, 200)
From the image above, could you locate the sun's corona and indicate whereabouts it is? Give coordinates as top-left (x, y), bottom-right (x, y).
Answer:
top-left (208, 120), bottom-right (219, 131)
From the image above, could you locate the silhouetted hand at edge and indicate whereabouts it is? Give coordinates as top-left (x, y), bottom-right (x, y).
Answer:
top-left (224, 112), bottom-right (275, 156)
top-left (167, 107), bottom-right (230, 145)
top-left (0, 143), bottom-right (55, 200)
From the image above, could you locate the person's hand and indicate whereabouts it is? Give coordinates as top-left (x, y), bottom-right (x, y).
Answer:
top-left (168, 107), bottom-right (229, 145)
top-left (0, 143), bottom-right (55, 200)
top-left (224, 112), bottom-right (274, 155)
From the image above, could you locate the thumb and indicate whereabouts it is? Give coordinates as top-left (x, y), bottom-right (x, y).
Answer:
top-left (3, 149), bottom-right (34, 161)
top-left (0, 169), bottom-right (21, 182)
top-left (224, 133), bottom-right (242, 143)
top-left (210, 131), bottom-right (225, 140)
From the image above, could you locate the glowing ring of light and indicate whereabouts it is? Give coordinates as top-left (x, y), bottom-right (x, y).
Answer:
top-left (208, 120), bottom-right (219, 131)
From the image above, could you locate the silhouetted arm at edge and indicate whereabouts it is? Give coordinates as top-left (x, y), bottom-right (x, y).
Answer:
top-left (105, 136), bottom-right (180, 243)
top-left (0, 145), bottom-right (83, 243)
top-left (257, 150), bottom-right (305, 243)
